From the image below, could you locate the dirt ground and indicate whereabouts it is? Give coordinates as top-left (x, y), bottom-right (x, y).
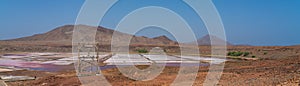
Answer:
top-left (1, 41), bottom-right (300, 86)
top-left (2, 54), bottom-right (299, 86)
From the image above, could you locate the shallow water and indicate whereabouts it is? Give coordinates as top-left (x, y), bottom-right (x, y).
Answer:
top-left (0, 53), bottom-right (219, 72)
top-left (0, 59), bottom-right (209, 72)
top-left (0, 59), bottom-right (74, 72)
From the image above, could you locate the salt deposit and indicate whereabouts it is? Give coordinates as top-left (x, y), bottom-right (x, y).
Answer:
top-left (142, 55), bottom-right (183, 61)
top-left (0, 68), bottom-right (13, 72)
top-left (105, 54), bottom-right (152, 65)
top-left (0, 75), bottom-right (36, 82)
top-left (178, 55), bottom-right (226, 64)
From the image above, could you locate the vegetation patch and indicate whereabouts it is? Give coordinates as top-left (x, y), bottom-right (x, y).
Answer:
top-left (136, 48), bottom-right (148, 53)
top-left (263, 52), bottom-right (268, 55)
top-left (227, 51), bottom-right (251, 57)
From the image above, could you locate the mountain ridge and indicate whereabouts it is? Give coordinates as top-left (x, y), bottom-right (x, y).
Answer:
top-left (8, 25), bottom-right (177, 45)
top-left (7, 25), bottom-right (233, 46)
top-left (189, 34), bottom-right (232, 46)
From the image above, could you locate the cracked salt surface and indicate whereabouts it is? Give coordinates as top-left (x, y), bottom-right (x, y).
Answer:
top-left (104, 54), bottom-right (152, 65)
top-left (104, 54), bottom-right (226, 65)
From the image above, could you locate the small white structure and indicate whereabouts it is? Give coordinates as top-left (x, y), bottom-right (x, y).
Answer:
top-left (0, 75), bottom-right (36, 82)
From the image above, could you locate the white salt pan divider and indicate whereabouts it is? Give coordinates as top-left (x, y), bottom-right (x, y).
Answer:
top-left (42, 61), bottom-right (74, 65)
top-left (0, 68), bottom-right (13, 72)
top-left (42, 54), bottom-right (112, 65)
top-left (1, 53), bottom-right (63, 59)
top-left (177, 55), bottom-right (227, 64)
top-left (30, 53), bottom-right (59, 56)
top-left (142, 55), bottom-right (227, 64)
top-left (142, 55), bottom-right (185, 61)
top-left (142, 55), bottom-right (199, 63)
top-left (0, 75), bottom-right (35, 82)
top-left (1, 55), bottom-right (29, 59)
top-left (104, 54), bottom-right (152, 65)
top-left (58, 54), bottom-right (110, 61)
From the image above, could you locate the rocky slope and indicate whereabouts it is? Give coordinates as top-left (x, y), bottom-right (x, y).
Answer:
top-left (9, 25), bottom-right (177, 45)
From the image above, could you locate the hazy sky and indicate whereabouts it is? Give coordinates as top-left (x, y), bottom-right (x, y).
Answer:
top-left (0, 0), bottom-right (300, 46)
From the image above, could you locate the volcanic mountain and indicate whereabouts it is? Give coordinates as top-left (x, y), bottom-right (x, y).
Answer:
top-left (191, 35), bottom-right (232, 45)
top-left (152, 35), bottom-right (177, 45)
top-left (9, 25), bottom-right (177, 45)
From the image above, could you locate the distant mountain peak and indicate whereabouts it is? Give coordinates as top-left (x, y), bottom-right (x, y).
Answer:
top-left (190, 34), bottom-right (232, 45)
top-left (153, 35), bottom-right (171, 41)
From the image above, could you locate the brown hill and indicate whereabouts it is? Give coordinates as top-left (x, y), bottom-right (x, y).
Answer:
top-left (191, 35), bottom-right (232, 45)
top-left (9, 25), bottom-right (177, 45)
top-left (153, 35), bottom-right (177, 45)
top-left (153, 35), bottom-right (171, 41)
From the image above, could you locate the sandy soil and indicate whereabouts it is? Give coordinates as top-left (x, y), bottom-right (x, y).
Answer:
top-left (2, 54), bottom-right (299, 86)
top-left (1, 41), bottom-right (300, 86)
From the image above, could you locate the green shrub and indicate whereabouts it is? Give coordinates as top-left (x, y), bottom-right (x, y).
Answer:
top-left (228, 51), bottom-right (251, 57)
top-left (251, 55), bottom-right (256, 58)
top-left (235, 52), bottom-right (244, 56)
top-left (163, 49), bottom-right (167, 52)
top-left (136, 48), bottom-right (148, 53)
top-left (228, 51), bottom-right (243, 56)
top-left (227, 52), bottom-right (233, 56)
top-left (243, 52), bottom-right (250, 56)
top-left (263, 52), bottom-right (268, 55)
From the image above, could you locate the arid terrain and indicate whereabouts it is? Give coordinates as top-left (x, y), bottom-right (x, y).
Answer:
top-left (1, 43), bottom-right (299, 86)
top-left (0, 25), bottom-right (299, 86)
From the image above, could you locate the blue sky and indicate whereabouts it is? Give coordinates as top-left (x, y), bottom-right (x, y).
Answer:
top-left (0, 0), bottom-right (300, 46)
